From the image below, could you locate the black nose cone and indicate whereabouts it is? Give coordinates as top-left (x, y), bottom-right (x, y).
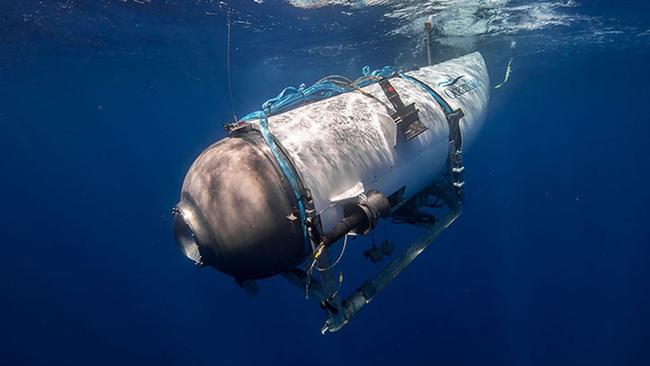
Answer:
top-left (173, 136), bottom-right (307, 279)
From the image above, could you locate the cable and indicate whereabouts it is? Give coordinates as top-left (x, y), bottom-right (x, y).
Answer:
top-left (328, 79), bottom-right (393, 111)
top-left (303, 233), bottom-right (348, 298)
top-left (226, 11), bottom-right (238, 122)
top-left (315, 234), bottom-right (348, 272)
top-left (304, 243), bottom-right (325, 299)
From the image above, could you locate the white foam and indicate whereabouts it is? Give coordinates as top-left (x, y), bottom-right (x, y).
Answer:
top-left (285, 0), bottom-right (585, 39)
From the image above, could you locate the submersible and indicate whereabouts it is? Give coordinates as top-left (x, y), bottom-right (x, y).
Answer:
top-left (173, 52), bottom-right (489, 332)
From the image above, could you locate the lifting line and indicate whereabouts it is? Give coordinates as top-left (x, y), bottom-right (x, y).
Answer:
top-left (226, 10), bottom-right (238, 122)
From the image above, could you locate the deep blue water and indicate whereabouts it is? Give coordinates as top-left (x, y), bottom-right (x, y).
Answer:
top-left (1, 1), bottom-right (649, 365)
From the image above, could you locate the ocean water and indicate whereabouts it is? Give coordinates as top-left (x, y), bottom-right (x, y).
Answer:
top-left (1, 1), bottom-right (649, 365)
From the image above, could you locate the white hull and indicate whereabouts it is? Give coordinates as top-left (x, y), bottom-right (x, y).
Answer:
top-left (259, 52), bottom-right (490, 231)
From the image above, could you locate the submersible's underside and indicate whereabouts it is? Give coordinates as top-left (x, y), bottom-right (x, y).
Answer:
top-left (173, 52), bottom-right (490, 333)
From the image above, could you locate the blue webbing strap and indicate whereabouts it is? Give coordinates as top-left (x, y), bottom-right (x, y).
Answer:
top-left (241, 110), bottom-right (309, 248)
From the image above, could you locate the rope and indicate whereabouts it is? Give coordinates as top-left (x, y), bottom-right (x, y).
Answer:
top-left (226, 11), bottom-right (238, 122)
top-left (328, 79), bottom-right (393, 111)
top-left (240, 66), bottom-right (395, 121)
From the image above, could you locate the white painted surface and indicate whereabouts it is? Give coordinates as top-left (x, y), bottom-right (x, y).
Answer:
top-left (254, 52), bottom-right (489, 231)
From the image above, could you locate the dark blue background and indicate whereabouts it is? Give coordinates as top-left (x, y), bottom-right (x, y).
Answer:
top-left (1, 1), bottom-right (649, 365)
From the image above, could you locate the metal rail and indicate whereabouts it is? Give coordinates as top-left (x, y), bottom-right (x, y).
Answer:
top-left (322, 207), bottom-right (461, 333)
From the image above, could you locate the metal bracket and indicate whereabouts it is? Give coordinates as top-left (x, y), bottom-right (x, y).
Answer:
top-left (379, 78), bottom-right (429, 141)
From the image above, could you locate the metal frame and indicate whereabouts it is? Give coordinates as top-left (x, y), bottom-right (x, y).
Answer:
top-left (323, 205), bottom-right (460, 333)
top-left (282, 177), bottom-right (463, 333)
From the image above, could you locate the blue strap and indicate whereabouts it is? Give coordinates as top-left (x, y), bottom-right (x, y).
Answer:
top-left (242, 110), bottom-right (309, 247)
